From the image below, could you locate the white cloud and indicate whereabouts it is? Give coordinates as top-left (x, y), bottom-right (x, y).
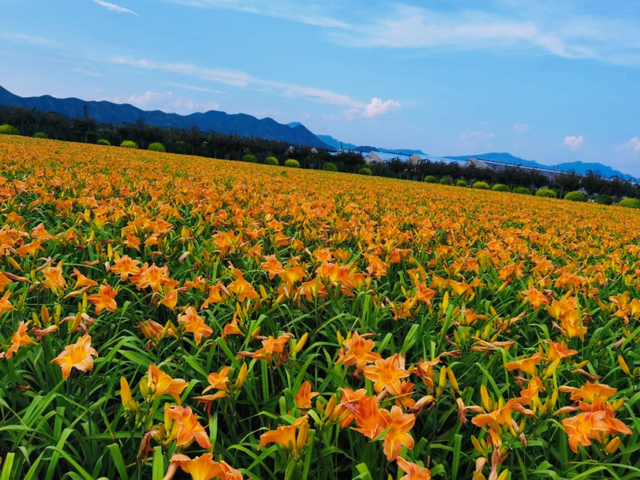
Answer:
top-left (564, 135), bottom-right (584, 149)
top-left (111, 56), bottom-right (398, 114)
top-left (168, 1), bottom-right (640, 65)
top-left (0, 32), bottom-right (54, 46)
top-left (93, 0), bottom-right (139, 16)
top-left (168, 0), bottom-right (349, 29)
top-left (73, 67), bottom-right (101, 77)
top-left (165, 82), bottom-right (223, 93)
top-left (363, 98), bottom-right (401, 118)
top-left (460, 130), bottom-right (495, 140)
top-left (113, 91), bottom-right (220, 114)
top-left (615, 137), bottom-right (640, 154)
top-left (513, 123), bottom-right (530, 134)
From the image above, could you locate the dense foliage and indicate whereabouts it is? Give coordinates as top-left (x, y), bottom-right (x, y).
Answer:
top-left (148, 142), bottom-right (166, 153)
top-left (0, 136), bottom-right (639, 480)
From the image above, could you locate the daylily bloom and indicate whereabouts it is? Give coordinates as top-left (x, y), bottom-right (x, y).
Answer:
top-left (379, 406), bottom-right (416, 461)
top-left (87, 284), bottom-right (118, 314)
top-left (110, 254), bottom-right (141, 281)
top-left (131, 263), bottom-right (171, 292)
top-left (50, 334), bottom-right (98, 379)
top-left (202, 366), bottom-right (231, 394)
top-left (238, 333), bottom-right (292, 365)
top-left (164, 404), bottom-right (212, 449)
top-left (363, 354), bottom-right (409, 394)
top-left (397, 457), bottom-right (431, 480)
top-left (546, 340), bottom-right (578, 361)
top-left (336, 331), bottom-right (381, 372)
top-left (505, 353), bottom-right (544, 376)
top-left (178, 306), bottom-right (213, 345)
top-left (142, 364), bottom-right (188, 404)
top-left (295, 380), bottom-right (319, 409)
top-left (568, 382), bottom-right (617, 403)
top-left (562, 411), bottom-right (609, 453)
top-left (71, 268), bottom-right (98, 289)
top-left (259, 417), bottom-right (309, 457)
top-left (168, 453), bottom-right (243, 480)
top-left (42, 266), bottom-right (66, 292)
top-left (351, 394), bottom-right (383, 439)
top-left (227, 270), bottom-right (259, 302)
top-left (6, 321), bottom-right (38, 358)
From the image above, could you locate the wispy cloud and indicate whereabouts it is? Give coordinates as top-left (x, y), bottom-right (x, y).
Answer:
top-left (564, 135), bottom-right (584, 149)
top-left (168, 0), bottom-right (349, 28)
top-left (513, 123), bottom-right (530, 134)
top-left (168, 1), bottom-right (640, 64)
top-left (0, 33), bottom-right (54, 46)
top-left (113, 90), bottom-right (220, 114)
top-left (111, 56), bottom-right (400, 116)
top-left (460, 130), bottom-right (495, 140)
top-left (165, 82), bottom-right (223, 93)
top-left (93, 0), bottom-right (139, 16)
top-left (74, 67), bottom-right (101, 77)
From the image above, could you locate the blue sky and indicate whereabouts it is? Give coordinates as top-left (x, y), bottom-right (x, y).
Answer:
top-left (2, 0), bottom-right (640, 174)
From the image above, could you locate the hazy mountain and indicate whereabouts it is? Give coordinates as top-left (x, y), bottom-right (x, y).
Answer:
top-left (445, 152), bottom-right (634, 180)
top-left (0, 86), bottom-right (329, 148)
top-left (315, 134), bottom-right (426, 155)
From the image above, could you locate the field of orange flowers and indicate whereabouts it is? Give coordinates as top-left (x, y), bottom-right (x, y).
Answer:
top-left (0, 135), bottom-right (639, 480)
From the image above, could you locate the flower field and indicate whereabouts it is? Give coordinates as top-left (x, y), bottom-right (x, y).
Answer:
top-left (1, 135), bottom-right (639, 480)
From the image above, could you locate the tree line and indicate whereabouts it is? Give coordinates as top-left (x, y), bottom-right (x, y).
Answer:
top-left (1, 104), bottom-right (639, 199)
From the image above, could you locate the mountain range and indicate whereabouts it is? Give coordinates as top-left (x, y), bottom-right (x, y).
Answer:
top-left (0, 86), bottom-right (329, 149)
top-left (445, 153), bottom-right (634, 180)
top-left (0, 86), bottom-right (633, 179)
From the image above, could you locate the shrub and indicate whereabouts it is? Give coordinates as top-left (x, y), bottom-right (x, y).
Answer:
top-left (594, 194), bottom-right (613, 205)
top-left (148, 142), bottom-right (166, 153)
top-left (536, 189), bottom-right (557, 198)
top-left (264, 156), bottom-right (279, 166)
top-left (243, 154), bottom-right (257, 163)
top-left (0, 124), bottom-right (19, 135)
top-left (424, 175), bottom-right (437, 183)
top-left (439, 177), bottom-right (452, 185)
top-left (456, 179), bottom-right (468, 187)
top-left (284, 159), bottom-right (300, 168)
top-left (323, 162), bottom-right (337, 172)
top-left (564, 191), bottom-right (587, 202)
top-left (97, 139), bottom-right (111, 146)
top-left (513, 187), bottom-right (531, 195)
top-left (33, 132), bottom-right (48, 139)
top-left (472, 181), bottom-right (490, 190)
top-left (619, 198), bottom-right (640, 209)
top-left (359, 167), bottom-right (372, 176)
top-left (492, 184), bottom-right (509, 192)
top-left (120, 140), bottom-right (139, 149)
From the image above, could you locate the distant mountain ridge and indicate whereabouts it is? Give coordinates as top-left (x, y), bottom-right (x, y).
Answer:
top-left (445, 152), bottom-right (634, 180)
top-left (314, 133), bottom-right (426, 156)
top-left (0, 86), bottom-right (329, 148)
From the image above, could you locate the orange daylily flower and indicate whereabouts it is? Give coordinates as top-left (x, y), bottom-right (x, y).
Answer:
top-left (50, 334), bottom-right (98, 379)
top-left (238, 333), bottom-right (292, 365)
top-left (203, 366), bottom-right (231, 394)
top-left (569, 382), bottom-right (618, 403)
top-left (227, 270), bottom-right (259, 302)
top-left (336, 331), bottom-right (381, 372)
top-left (259, 416), bottom-right (309, 456)
top-left (169, 453), bottom-right (243, 480)
top-left (143, 364), bottom-right (188, 404)
top-left (562, 411), bottom-right (609, 453)
top-left (363, 354), bottom-right (410, 394)
top-left (131, 263), bottom-right (171, 292)
top-left (295, 380), bottom-right (319, 409)
top-left (397, 457), bottom-right (432, 480)
top-left (351, 394), bottom-right (383, 439)
top-left (178, 306), bottom-right (213, 345)
top-left (42, 266), bottom-right (66, 292)
top-left (505, 353), bottom-right (544, 376)
top-left (379, 405), bottom-right (416, 461)
top-left (546, 340), bottom-right (578, 361)
top-left (164, 404), bottom-right (212, 449)
top-left (0, 291), bottom-right (15, 313)
top-left (87, 284), bottom-right (118, 314)
top-left (6, 321), bottom-right (38, 358)
top-left (110, 254), bottom-right (141, 281)
top-left (521, 286), bottom-right (549, 310)
top-left (71, 268), bottom-right (98, 289)
top-left (261, 255), bottom-right (285, 279)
